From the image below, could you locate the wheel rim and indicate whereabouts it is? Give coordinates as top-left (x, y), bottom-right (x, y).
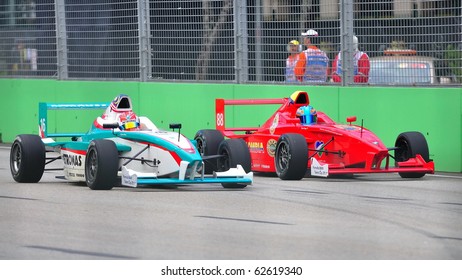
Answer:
top-left (218, 148), bottom-right (230, 171)
top-left (196, 138), bottom-right (205, 155)
top-left (276, 142), bottom-right (290, 172)
top-left (396, 139), bottom-right (410, 162)
top-left (11, 143), bottom-right (21, 175)
top-left (86, 149), bottom-right (98, 183)
top-left (196, 138), bottom-right (207, 173)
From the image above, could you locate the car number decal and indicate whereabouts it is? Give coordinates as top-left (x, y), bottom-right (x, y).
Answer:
top-left (216, 113), bottom-right (224, 127)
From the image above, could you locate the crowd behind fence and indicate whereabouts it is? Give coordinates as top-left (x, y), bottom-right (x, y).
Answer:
top-left (0, 0), bottom-right (461, 86)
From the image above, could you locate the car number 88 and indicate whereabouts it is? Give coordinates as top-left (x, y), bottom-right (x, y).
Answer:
top-left (216, 113), bottom-right (224, 126)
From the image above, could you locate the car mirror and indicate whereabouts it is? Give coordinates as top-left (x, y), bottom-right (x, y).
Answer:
top-left (169, 123), bottom-right (182, 130)
top-left (346, 116), bottom-right (357, 124)
top-left (103, 122), bottom-right (119, 129)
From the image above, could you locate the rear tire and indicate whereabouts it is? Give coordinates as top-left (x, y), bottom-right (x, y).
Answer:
top-left (217, 138), bottom-right (251, 188)
top-left (10, 134), bottom-right (46, 183)
top-left (275, 133), bottom-right (308, 180)
top-left (194, 129), bottom-right (224, 174)
top-left (85, 140), bottom-right (119, 190)
top-left (394, 131), bottom-right (430, 178)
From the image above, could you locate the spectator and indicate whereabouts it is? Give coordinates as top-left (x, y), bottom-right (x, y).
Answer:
top-left (332, 35), bottom-right (370, 83)
top-left (294, 29), bottom-right (329, 83)
top-left (285, 40), bottom-right (302, 82)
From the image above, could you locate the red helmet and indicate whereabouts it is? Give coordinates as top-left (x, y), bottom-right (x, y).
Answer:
top-left (118, 111), bottom-right (140, 131)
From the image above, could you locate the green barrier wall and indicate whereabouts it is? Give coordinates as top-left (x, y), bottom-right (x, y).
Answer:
top-left (1, 79), bottom-right (461, 172)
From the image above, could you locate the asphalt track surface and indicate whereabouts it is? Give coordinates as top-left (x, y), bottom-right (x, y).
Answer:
top-left (1, 144), bottom-right (461, 260)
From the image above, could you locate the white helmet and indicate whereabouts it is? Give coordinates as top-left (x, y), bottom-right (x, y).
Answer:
top-left (301, 29), bottom-right (318, 37)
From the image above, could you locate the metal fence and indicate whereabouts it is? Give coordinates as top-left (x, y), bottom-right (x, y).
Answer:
top-left (0, 0), bottom-right (461, 86)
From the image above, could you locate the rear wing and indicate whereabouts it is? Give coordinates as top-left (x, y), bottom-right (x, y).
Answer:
top-left (39, 102), bottom-right (109, 138)
top-left (215, 98), bottom-right (285, 136)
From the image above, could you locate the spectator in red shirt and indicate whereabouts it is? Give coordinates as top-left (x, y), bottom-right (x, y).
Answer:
top-left (332, 36), bottom-right (370, 83)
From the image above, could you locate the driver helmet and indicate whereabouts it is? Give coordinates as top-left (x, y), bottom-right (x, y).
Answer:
top-left (287, 40), bottom-right (302, 53)
top-left (118, 111), bottom-right (140, 131)
top-left (296, 105), bottom-right (317, 125)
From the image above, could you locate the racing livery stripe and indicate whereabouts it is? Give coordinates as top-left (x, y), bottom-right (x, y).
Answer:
top-left (169, 151), bottom-right (182, 165)
top-left (61, 147), bottom-right (86, 155)
top-left (149, 142), bottom-right (182, 165)
top-left (136, 140), bottom-right (183, 166)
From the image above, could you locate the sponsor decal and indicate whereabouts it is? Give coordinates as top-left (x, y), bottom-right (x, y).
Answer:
top-left (269, 114), bottom-right (279, 134)
top-left (63, 153), bottom-right (83, 167)
top-left (64, 170), bottom-right (84, 180)
top-left (248, 142), bottom-right (264, 153)
top-left (335, 124), bottom-right (358, 131)
top-left (122, 167), bottom-right (138, 187)
top-left (266, 139), bottom-right (277, 157)
top-left (311, 158), bottom-right (329, 177)
top-left (315, 141), bottom-right (325, 157)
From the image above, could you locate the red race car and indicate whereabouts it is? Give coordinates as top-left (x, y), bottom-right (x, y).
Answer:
top-left (195, 90), bottom-right (434, 180)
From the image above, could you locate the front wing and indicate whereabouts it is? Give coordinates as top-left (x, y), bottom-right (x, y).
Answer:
top-left (121, 164), bottom-right (253, 187)
top-left (310, 154), bottom-right (434, 177)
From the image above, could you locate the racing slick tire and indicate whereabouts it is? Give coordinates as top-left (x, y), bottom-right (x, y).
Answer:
top-left (275, 133), bottom-right (308, 180)
top-left (217, 138), bottom-right (251, 188)
top-left (10, 134), bottom-right (46, 183)
top-left (85, 140), bottom-right (119, 190)
top-left (194, 129), bottom-right (225, 174)
top-left (394, 131), bottom-right (430, 179)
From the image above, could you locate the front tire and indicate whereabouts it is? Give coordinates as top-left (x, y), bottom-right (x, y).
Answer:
top-left (217, 138), bottom-right (251, 188)
top-left (194, 129), bottom-right (224, 174)
top-left (10, 134), bottom-right (46, 183)
top-left (394, 131), bottom-right (430, 179)
top-left (275, 133), bottom-right (308, 180)
top-left (85, 140), bottom-right (119, 190)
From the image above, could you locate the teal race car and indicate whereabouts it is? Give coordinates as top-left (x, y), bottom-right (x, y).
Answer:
top-left (10, 95), bottom-right (253, 190)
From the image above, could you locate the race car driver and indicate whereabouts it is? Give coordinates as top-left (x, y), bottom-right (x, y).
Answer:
top-left (296, 105), bottom-right (317, 125)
